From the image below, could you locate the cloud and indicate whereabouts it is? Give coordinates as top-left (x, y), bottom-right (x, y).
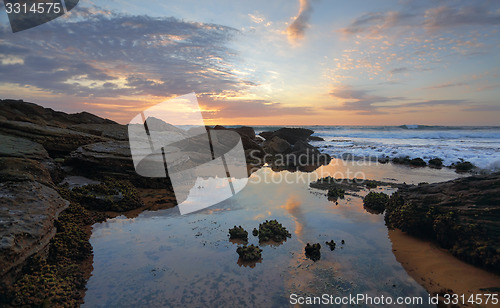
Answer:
top-left (339, 11), bottom-right (417, 37)
top-left (327, 85), bottom-right (471, 115)
top-left (424, 5), bottom-right (500, 30)
top-left (462, 105), bottom-right (500, 112)
top-left (425, 81), bottom-right (468, 89)
top-left (340, 2), bottom-right (500, 36)
top-left (287, 0), bottom-right (313, 44)
top-left (389, 67), bottom-right (409, 74)
top-left (0, 11), bottom-right (246, 99)
top-left (200, 95), bottom-right (316, 119)
top-left (327, 85), bottom-right (403, 115)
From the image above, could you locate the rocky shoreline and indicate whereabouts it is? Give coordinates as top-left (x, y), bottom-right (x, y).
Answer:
top-left (1, 99), bottom-right (498, 306)
top-left (310, 173), bottom-right (500, 275)
top-left (0, 100), bottom-right (331, 306)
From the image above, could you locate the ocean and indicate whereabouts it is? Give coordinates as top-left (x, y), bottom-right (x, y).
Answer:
top-left (252, 125), bottom-right (500, 171)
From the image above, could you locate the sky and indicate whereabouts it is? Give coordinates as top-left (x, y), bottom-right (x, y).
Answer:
top-left (0, 0), bottom-right (499, 125)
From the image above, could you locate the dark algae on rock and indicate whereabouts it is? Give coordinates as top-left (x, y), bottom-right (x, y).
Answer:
top-left (363, 192), bottom-right (390, 214)
top-left (69, 177), bottom-right (143, 212)
top-left (2, 189), bottom-right (106, 307)
top-left (385, 173), bottom-right (500, 273)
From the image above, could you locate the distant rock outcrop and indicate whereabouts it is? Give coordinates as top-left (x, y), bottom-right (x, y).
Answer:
top-left (0, 99), bottom-right (116, 127)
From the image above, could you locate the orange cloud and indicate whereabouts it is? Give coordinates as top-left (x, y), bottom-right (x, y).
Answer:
top-left (287, 0), bottom-right (313, 45)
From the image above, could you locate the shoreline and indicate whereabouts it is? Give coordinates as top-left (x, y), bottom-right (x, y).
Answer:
top-left (389, 229), bottom-right (500, 308)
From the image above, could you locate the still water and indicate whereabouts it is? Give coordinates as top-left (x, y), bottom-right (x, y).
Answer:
top-left (83, 160), bottom-right (462, 307)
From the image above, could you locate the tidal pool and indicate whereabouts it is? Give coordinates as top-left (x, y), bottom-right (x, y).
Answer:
top-left (83, 160), bottom-right (463, 307)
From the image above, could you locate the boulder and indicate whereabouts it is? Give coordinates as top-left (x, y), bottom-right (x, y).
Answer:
top-left (292, 140), bottom-right (316, 153)
top-left (234, 126), bottom-right (256, 140)
top-left (263, 136), bottom-right (291, 154)
top-left (308, 136), bottom-right (324, 141)
top-left (258, 131), bottom-right (275, 140)
top-left (270, 127), bottom-right (314, 144)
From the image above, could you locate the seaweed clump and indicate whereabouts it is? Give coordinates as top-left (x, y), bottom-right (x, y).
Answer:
top-left (258, 220), bottom-right (291, 242)
top-left (229, 226), bottom-right (248, 241)
top-left (236, 245), bottom-right (262, 261)
top-left (70, 177), bottom-right (143, 212)
top-left (327, 188), bottom-right (345, 200)
top-left (325, 240), bottom-right (336, 251)
top-left (305, 243), bottom-right (321, 261)
top-left (363, 192), bottom-right (390, 214)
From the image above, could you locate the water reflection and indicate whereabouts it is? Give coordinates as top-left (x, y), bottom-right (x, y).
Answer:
top-left (83, 161), bottom-right (461, 307)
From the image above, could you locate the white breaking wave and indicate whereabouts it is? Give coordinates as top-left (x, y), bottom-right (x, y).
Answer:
top-left (252, 125), bottom-right (500, 171)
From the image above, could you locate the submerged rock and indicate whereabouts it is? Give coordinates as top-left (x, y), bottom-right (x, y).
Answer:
top-left (236, 244), bottom-right (262, 261)
top-left (229, 226), bottom-right (248, 241)
top-left (258, 220), bottom-right (291, 243)
top-left (305, 243), bottom-right (321, 261)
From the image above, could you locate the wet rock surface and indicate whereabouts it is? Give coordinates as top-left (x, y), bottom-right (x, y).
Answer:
top-left (0, 181), bottom-right (68, 281)
top-left (385, 173), bottom-right (500, 272)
